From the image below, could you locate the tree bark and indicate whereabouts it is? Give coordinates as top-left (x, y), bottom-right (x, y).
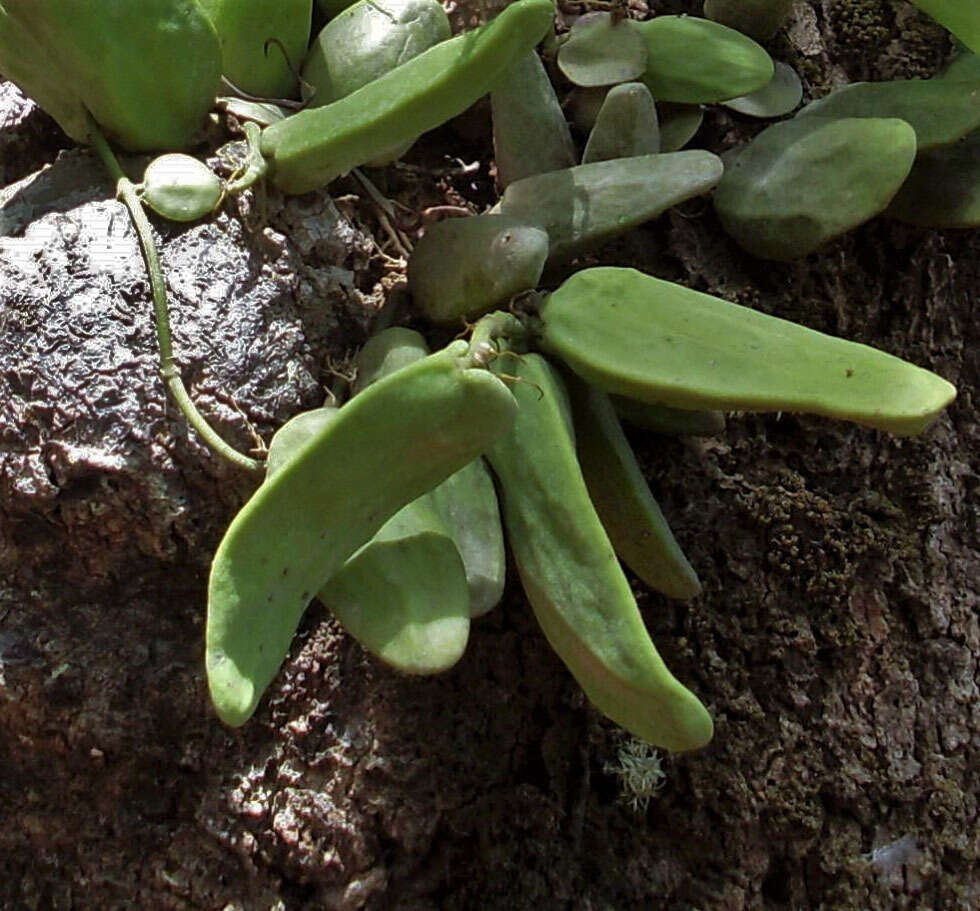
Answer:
top-left (0, 2), bottom-right (976, 908)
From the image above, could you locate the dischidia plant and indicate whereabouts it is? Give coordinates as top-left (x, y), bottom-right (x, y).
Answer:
top-left (0, 0), bottom-right (971, 751)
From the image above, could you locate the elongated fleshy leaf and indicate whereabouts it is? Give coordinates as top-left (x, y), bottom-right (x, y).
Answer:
top-left (1, 0), bottom-right (221, 151)
top-left (906, 0), bottom-right (980, 54)
top-left (583, 82), bottom-right (660, 163)
top-left (886, 130), bottom-right (980, 228)
top-left (798, 78), bottom-right (980, 152)
top-left (537, 267), bottom-right (956, 436)
top-left (498, 151), bottom-right (723, 262)
top-left (631, 16), bottom-right (773, 103)
top-left (713, 117), bottom-right (917, 260)
top-left (492, 51), bottom-right (576, 186)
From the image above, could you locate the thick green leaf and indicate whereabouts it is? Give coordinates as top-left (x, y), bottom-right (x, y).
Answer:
top-left (906, 0), bottom-right (980, 54)
top-left (886, 129), bottom-right (980, 228)
top-left (492, 51), bottom-right (576, 187)
top-left (583, 82), bottom-right (660, 163)
top-left (319, 499), bottom-right (471, 675)
top-left (713, 117), bottom-right (917, 260)
top-left (302, 0), bottom-right (450, 105)
top-left (798, 78), bottom-right (980, 152)
top-left (0, 3), bottom-right (88, 143)
top-left (261, 0), bottom-right (555, 192)
top-left (198, 0), bottom-right (311, 97)
top-left (497, 151), bottom-right (723, 262)
top-left (565, 373), bottom-right (702, 600)
top-left (537, 267), bottom-right (956, 436)
top-left (722, 61), bottom-right (802, 119)
top-left (658, 103), bottom-right (704, 152)
top-left (631, 16), bottom-right (773, 103)
top-left (409, 215), bottom-right (548, 323)
top-left (1, 0), bottom-right (221, 151)
top-left (557, 12), bottom-right (647, 87)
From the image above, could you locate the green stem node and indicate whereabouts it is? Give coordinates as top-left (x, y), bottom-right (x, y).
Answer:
top-left (225, 122), bottom-right (270, 195)
top-left (467, 311), bottom-right (529, 367)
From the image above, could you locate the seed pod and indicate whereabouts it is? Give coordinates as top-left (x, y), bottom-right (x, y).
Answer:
top-left (198, 0), bottom-right (313, 98)
top-left (496, 151), bottom-right (723, 263)
top-left (583, 82), bottom-right (660, 164)
top-left (536, 267), bottom-right (956, 436)
top-left (703, 0), bottom-right (793, 42)
top-left (556, 12), bottom-right (647, 87)
top-left (797, 78), bottom-right (980, 152)
top-left (207, 342), bottom-right (516, 725)
top-left (260, 0), bottom-right (556, 193)
top-left (491, 51), bottom-right (576, 187)
top-left (630, 16), bottom-right (773, 104)
top-left (485, 352), bottom-right (713, 752)
top-left (0, 0), bottom-right (222, 151)
top-left (408, 215), bottom-right (549, 324)
top-left (713, 116), bottom-right (917, 260)
top-left (140, 154), bottom-right (224, 222)
top-left (564, 372), bottom-right (701, 600)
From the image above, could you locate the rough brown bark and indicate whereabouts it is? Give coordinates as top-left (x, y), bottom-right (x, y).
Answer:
top-left (1, 2), bottom-right (977, 909)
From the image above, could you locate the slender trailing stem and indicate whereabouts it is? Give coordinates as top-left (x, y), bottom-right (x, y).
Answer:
top-left (220, 74), bottom-right (306, 110)
top-left (262, 38), bottom-right (315, 102)
top-left (87, 116), bottom-right (263, 474)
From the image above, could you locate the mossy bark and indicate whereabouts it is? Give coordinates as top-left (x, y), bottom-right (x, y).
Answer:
top-left (1, 2), bottom-right (977, 908)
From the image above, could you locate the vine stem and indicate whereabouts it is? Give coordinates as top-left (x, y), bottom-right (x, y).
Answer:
top-left (87, 116), bottom-right (263, 474)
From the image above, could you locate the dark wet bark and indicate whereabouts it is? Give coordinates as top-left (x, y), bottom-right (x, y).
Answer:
top-left (1, 2), bottom-right (977, 908)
